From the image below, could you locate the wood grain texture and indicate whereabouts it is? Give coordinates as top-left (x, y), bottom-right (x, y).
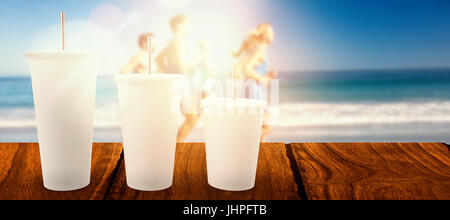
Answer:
top-left (290, 143), bottom-right (450, 200)
top-left (0, 143), bottom-right (122, 200)
top-left (107, 143), bottom-right (300, 200)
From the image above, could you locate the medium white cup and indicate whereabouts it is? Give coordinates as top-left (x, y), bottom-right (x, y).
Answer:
top-left (26, 51), bottom-right (99, 191)
top-left (202, 98), bottom-right (266, 191)
top-left (115, 74), bottom-right (183, 191)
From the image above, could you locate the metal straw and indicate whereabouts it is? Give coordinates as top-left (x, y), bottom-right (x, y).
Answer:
top-left (61, 12), bottom-right (66, 51)
top-left (232, 64), bottom-right (237, 101)
top-left (148, 35), bottom-right (152, 74)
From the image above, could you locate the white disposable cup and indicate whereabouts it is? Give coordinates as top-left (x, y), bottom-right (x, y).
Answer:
top-left (26, 51), bottom-right (99, 191)
top-left (202, 98), bottom-right (266, 191)
top-left (115, 74), bottom-right (183, 191)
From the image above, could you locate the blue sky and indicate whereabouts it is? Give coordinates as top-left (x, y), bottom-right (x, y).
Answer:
top-left (274, 0), bottom-right (450, 71)
top-left (1, 0), bottom-right (450, 75)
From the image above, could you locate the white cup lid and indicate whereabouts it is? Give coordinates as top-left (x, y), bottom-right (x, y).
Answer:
top-left (114, 73), bottom-right (184, 84)
top-left (25, 51), bottom-right (99, 59)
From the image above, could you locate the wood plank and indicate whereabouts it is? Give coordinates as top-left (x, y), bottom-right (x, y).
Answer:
top-left (0, 143), bottom-right (122, 200)
top-left (107, 143), bottom-right (299, 200)
top-left (290, 143), bottom-right (450, 200)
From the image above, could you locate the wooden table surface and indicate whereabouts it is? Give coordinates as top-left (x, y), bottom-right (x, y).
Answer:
top-left (0, 143), bottom-right (448, 200)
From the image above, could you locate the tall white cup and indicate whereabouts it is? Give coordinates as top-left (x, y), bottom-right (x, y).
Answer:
top-left (115, 74), bottom-right (183, 191)
top-left (26, 51), bottom-right (99, 191)
top-left (202, 98), bottom-right (266, 191)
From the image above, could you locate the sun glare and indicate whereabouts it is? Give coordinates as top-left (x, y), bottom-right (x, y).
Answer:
top-left (155, 0), bottom-right (192, 9)
top-left (29, 0), bottom-right (262, 75)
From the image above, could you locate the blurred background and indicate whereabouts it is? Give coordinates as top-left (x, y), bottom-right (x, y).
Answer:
top-left (0, 0), bottom-right (450, 142)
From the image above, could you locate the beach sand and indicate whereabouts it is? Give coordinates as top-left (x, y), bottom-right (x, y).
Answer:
top-left (1, 122), bottom-right (449, 143)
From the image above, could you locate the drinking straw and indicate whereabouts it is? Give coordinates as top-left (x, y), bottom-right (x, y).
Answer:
top-left (148, 35), bottom-right (152, 74)
top-left (232, 64), bottom-right (237, 101)
top-left (61, 12), bottom-right (66, 51)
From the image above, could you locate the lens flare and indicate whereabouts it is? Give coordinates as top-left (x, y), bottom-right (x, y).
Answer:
top-left (89, 3), bottom-right (126, 32)
top-left (155, 0), bottom-right (192, 9)
top-left (29, 20), bottom-right (127, 75)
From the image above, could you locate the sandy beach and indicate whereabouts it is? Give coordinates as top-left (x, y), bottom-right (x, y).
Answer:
top-left (2, 121), bottom-right (449, 143)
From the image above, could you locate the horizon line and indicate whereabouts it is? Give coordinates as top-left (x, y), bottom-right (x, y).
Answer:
top-left (1, 66), bottom-right (450, 77)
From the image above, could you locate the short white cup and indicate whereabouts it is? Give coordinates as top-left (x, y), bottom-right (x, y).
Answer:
top-left (115, 74), bottom-right (183, 191)
top-left (202, 98), bottom-right (266, 191)
top-left (26, 51), bottom-right (99, 191)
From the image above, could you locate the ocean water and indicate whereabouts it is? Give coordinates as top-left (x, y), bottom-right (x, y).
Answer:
top-left (278, 69), bottom-right (450, 128)
top-left (1, 69), bottom-right (450, 142)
